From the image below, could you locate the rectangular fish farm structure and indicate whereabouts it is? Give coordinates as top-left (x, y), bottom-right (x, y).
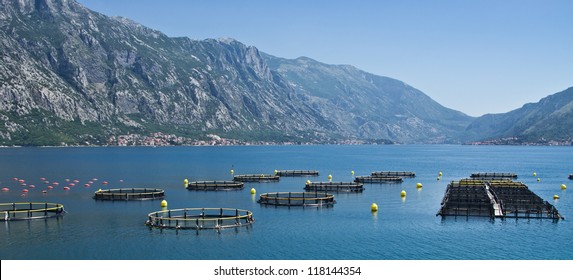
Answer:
top-left (437, 179), bottom-right (563, 220)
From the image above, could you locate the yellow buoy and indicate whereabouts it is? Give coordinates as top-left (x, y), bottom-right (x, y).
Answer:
top-left (351, 170), bottom-right (355, 176)
top-left (416, 182), bottom-right (423, 188)
top-left (553, 195), bottom-right (560, 200)
top-left (230, 169), bottom-right (234, 175)
top-left (306, 180), bottom-right (311, 185)
top-left (400, 190), bottom-right (406, 197)
top-left (184, 178), bottom-right (189, 188)
top-left (438, 171), bottom-right (442, 177)
top-left (274, 169), bottom-right (278, 174)
top-left (160, 200), bottom-right (168, 208)
top-left (328, 174), bottom-right (332, 181)
top-left (561, 184), bottom-right (567, 190)
top-left (537, 178), bottom-right (541, 182)
top-left (371, 203), bottom-right (378, 212)
top-left (250, 188), bottom-right (256, 194)
top-left (533, 172), bottom-right (537, 177)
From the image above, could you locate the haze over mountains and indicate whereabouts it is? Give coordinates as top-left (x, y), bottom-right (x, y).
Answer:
top-left (0, 0), bottom-right (571, 146)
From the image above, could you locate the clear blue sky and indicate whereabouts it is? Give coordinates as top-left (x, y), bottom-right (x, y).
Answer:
top-left (77, 0), bottom-right (572, 117)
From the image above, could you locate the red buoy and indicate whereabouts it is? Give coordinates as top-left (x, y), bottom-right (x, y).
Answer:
top-left (63, 186), bottom-right (71, 190)
top-left (22, 189), bottom-right (29, 193)
top-left (84, 183), bottom-right (90, 187)
top-left (1, 188), bottom-right (8, 192)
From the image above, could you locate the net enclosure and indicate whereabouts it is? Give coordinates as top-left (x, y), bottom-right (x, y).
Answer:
top-left (275, 170), bottom-right (319, 176)
top-left (233, 174), bottom-right (280, 182)
top-left (93, 188), bottom-right (165, 201)
top-left (354, 176), bottom-right (403, 183)
top-left (1, 202), bottom-right (65, 221)
top-left (305, 181), bottom-right (364, 192)
top-left (145, 208), bottom-right (255, 230)
top-left (258, 192), bottom-right (336, 207)
top-left (186, 181), bottom-right (244, 191)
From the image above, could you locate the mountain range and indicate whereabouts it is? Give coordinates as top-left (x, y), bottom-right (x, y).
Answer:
top-left (0, 0), bottom-right (571, 146)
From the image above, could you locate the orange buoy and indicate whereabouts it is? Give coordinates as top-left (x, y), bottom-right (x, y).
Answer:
top-left (40, 177), bottom-right (46, 181)
top-left (18, 179), bottom-right (25, 183)
top-left (102, 181), bottom-right (108, 185)
top-left (63, 186), bottom-right (70, 190)
top-left (47, 186), bottom-right (54, 189)
top-left (53, 182), bottom-right (59, 185)
top-left (22, 189), bottom-right (29, 193)
top-left (69, 183), bottom-right (75, 187)
top-left (1, 188), bottom-right (9, 192)
top-left (12, 177), bottom-right (18, 181)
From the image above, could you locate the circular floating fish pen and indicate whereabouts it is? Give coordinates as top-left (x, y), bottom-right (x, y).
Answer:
top-left (1, 202), bottom-right (65, 221)
top-left (354, 176), bottom-right (403, 183)
top-left (371, 171), bottom-right (416, 178)
top-left (305, 181), bottom-right (364, 192)
top-left (258, 192), bottom-right (336, 207)
top-left (145, 208), bottom-right (255, 230)
top-left (276, 170), bottom-right (319, 177)
top-left (234, 174), bottom-right (280, 182)
top-left (186, 181), bottom-right (244, 191)
top-left (93, 188), bottom-right (165, 201)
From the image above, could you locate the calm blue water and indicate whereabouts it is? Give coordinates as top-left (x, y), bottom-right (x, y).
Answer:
top-left (0, 145), bottom-right (571, 260)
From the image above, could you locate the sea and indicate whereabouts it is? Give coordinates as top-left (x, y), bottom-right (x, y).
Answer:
top-left (0, 145), bottom-right (571, 262)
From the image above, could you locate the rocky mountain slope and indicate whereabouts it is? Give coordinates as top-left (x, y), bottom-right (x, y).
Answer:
top-left (2, 0), bottom-right (474, 145)
top-left (263, 54), bottom-right (474, 143)
top-left (464, 87), bottom-right (573, 143)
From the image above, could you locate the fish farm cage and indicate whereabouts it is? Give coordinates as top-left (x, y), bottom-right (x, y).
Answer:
top-left (233, 174), bottom-right (280, 182)
top-left (470, 172), bottom-right (518, 180)
top-left (145, 208), bottom-right (254, 230)
top-left (258, 192), bottom-right (336, 207)
top-left (1, 202), bottom-right (65, 221)
top-left (305, 181), bottom-right (364, 192)
top-left (354, 176), bottom-right (403, 184)
top-left (185, 181), bottom-right (244, 191)
top-left (275, 170), bottom-right (319, 177)
top-left (371, 171), bottom-right (416, 178)
top-left (437, 179), bottom-right (563, 220)
top-left (93, 188), bottom-right (165, 201)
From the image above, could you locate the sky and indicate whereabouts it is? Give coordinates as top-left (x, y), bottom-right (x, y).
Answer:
top-left (77, 0), bottom-right (573, 117)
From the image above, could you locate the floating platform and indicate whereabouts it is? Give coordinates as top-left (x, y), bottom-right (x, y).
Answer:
top-left (354, 176), bottom-right (403, 183)
top-left (145, 208), bottom-right (254, 230)
top-left (470, 172), bottom-right (518, 179)
top-left (186, 181), bottom-right (244, 191)
top-left (371, 171), bottom-right (416, 178)
top-left (93, 188), bottom-right (165, 201)
top-left (305, 181), bottom-right (364, 192)
top-left (258, 192), bottom-right (336, 207)
top-left (233, 174), bottom-right (280, 182)
top-left (437, 179), bottom-right (562, 220)
top-left (275, 170), bottom-right (319, 177)
top-left (1, 202), bottom-right (65, 221)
